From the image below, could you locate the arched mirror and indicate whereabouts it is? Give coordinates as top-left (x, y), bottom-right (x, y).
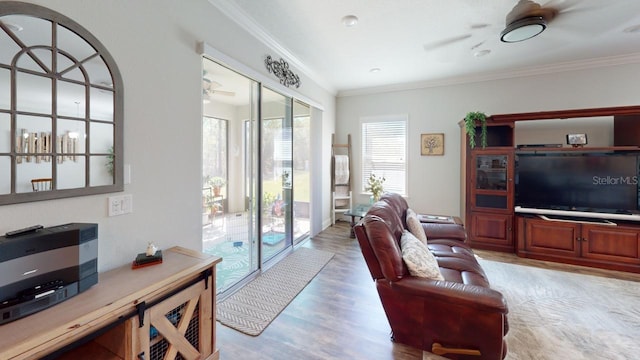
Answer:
top-left (0, 2), bottom-right (123, 205)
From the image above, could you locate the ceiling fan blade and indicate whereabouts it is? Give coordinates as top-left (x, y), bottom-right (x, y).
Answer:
top-left (213, 90), bottom-right (235, 96)
top-left (202, 78), bottom-right (212, 91)
top-left (542, 0), bottom-right (589, 11)
top-left (209, 80), bottom-right (223, 89)
top-left (423, 34), bottom-right (472, 51)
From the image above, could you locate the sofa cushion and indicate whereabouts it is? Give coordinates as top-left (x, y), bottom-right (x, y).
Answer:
top-left (406, 208), bottom-right (428, 244)
top-left (400, 230), bottom-right (444, 280)
top-left (428, 239), bottom-right (476, 259)
top-left (437, 256), bottom-right (490, 287)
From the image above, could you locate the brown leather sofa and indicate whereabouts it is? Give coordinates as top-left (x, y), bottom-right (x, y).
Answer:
top-left (354, 193), bottom-right (508, 359)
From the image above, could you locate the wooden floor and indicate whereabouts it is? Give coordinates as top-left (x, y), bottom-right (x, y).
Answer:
top-left (216, 221), bottom-right (425, 359)
top-left (216, 221), bottom-right (640, 359)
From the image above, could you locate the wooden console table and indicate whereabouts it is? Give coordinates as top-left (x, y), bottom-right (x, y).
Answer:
top-left (0, 246), bottom-right (221, 360)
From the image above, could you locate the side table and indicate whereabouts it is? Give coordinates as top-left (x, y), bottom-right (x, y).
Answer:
top-left (418, 214), bottom-right (463, 225)
top-left (344, 204), bottom-right (371, 238)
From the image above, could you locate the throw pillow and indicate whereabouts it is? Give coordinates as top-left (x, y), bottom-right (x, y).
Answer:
top-left (400, 230), bottom-right (444, 280)
top-left (406, 208), bottom-right (428, 244)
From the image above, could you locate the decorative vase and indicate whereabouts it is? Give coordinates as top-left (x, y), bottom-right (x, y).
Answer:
top-left (369, 195), bottom-right (374, 205)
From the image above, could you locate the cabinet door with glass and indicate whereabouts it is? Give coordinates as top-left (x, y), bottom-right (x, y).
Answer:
top-left (470, 149), bottom-right (513, 212)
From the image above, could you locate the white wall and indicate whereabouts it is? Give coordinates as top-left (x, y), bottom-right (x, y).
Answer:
top-left (3, 0), bottom-right (637, 271)
top-left (337, 62), bottom-right (640, 218)
top-left (515, 117), bottom-right (613, 148)
top-left (0, 0), bottom-right (336, 271)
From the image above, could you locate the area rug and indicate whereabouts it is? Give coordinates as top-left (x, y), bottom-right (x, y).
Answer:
top-left (426, 256), bottom-right (640, 360)
top-left (216, 247), bottom-right (334, 336)
top-left (421, 257), bottom-right (640, 359)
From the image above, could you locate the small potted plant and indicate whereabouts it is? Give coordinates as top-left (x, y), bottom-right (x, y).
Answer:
top-left (365, 173), bottom-right (386, 203)
top-left (204, 193), bottom-right (224, 220)
top-left (263, 191), bottom-right (277, 215)
top-left (208, 176), bottom-right (226, 196)
top-left (464, 111), bottom-right (488, 149)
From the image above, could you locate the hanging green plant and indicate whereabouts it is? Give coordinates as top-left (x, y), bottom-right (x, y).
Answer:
top-left (464, 111), bottom-right (488, 149)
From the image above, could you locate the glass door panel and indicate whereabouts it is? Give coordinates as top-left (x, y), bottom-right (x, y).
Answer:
top-left (472, 151), bottom-right (512, 210)
top-left (476, 154), bottom-right (508, 190)
top-left (202, 58), bottom-right (259, 294)
top-left (292, 100), bottom-right (310, 244)
top-left (261, 87), bottom-right (293, 262)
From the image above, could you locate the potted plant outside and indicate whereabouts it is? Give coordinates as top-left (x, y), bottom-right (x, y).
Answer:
top-left (208, 176), bottom-right (226, 196)
top-left (464, 111), bottom-right (488, 149)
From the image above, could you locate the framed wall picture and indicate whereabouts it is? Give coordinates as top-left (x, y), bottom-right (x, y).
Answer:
top-left (566, 133), bottom-right (588, 147)
top-left (421, 133), bottom-right (444, 156)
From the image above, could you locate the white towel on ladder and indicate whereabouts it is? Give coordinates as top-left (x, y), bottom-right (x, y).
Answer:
top-left (334, 155), bottom-right (349, 185)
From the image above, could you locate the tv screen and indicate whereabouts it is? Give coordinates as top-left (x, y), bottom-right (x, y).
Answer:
top-left (515, 152), bottom-right (640, 214)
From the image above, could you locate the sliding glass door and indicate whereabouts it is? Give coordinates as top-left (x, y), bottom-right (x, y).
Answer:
top-left (261, 87), bottom-right (293, 263)
top-left (293, 100), bottom-right (311, 244)
top-left (201, 57), bottom-right (312, 294)
top-left (202, 59), bottom-right (259, 293)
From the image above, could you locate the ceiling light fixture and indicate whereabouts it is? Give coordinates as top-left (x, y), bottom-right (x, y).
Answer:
top-left (342, 15), bottom-right (358, 27)
top-left (369, 68), bottom-right (381, 73)
top-left (500, 16), bottom-right (546, 43)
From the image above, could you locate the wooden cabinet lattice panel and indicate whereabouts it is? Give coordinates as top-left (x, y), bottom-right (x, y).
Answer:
top-left (149, 303), bottom-right (200, 360)
top-left (136, 278), bottom-right (212, 360)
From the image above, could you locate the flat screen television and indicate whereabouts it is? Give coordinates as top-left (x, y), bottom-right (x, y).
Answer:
top-left (515, 151), bottom-right (640, 215)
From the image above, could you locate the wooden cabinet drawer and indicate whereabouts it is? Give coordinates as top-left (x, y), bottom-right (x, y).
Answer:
top-left (516, 216), bottom-right (640, 273)
top-left (468, 212), bottom-right (513, 252)
top-left (582, 225), bottom-right (640, 265)
top-left (523, 218), bottom-right (580, 257)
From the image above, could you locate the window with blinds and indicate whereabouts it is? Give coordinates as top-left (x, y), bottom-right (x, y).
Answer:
top-left (361, 115), bottom-right (407, 196)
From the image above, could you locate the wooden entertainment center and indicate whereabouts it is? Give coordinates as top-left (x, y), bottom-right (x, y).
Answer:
top-left (461, 106), bottom-right (640, 273)
top-left (516, 215), bottom-right (640, 273)
top-left (0, 246), bottom-right (221, 360)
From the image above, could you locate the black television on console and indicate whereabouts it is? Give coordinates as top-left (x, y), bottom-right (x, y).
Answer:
top-left (515, 151), bottom-right (640, 217)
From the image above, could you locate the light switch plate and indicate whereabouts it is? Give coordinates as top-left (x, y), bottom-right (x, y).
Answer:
top-left (108, 194), bottom-right (133, 216)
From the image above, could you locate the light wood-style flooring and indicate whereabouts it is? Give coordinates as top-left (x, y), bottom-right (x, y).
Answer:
top-left (216, 221), bottom-right (640, 359)
top-left (216, 221), bottom-right (424, 359)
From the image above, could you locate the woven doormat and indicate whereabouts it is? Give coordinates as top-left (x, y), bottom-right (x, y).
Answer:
top-left (216, 247), bottom-right (334, 336)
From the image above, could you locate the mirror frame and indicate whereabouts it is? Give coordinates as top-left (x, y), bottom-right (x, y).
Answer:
top-left (0, 2), bottom-right (123, 205)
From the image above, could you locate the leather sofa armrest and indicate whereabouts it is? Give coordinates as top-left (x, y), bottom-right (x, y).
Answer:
top-left (390, 277), bottom-right (508, 314)
top-left (421, 223), bottom-right (467, 242)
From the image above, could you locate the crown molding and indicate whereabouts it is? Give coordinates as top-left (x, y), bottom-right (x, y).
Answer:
top-left (208, 0), bottom-right (336, 95)
top-left (198, 42), bottom-right (324, 110)
top-left (207, 1), bottom-right (640, 100)
top-left (338, 53), bottom-right (640, 98)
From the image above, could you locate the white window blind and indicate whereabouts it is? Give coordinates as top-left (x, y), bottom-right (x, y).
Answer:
top-left (361, 115), bottom-right (407, 196)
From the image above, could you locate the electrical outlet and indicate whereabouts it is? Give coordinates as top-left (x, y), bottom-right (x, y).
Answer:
top-left (108, 194), bottom-right (133, 216)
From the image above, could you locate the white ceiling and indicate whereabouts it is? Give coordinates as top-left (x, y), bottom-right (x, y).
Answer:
top-left (209, 0), bottom-right (640, 97)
